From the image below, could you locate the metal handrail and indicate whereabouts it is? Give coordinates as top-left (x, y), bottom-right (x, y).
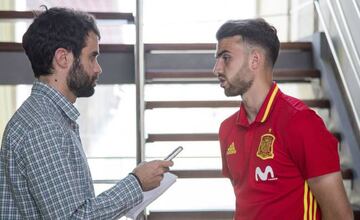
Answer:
top-left (352, 0), bottom-right (360, 20)
top-left (314, 0), bottom-right (360, 135)
top-left (135, 0), bottom-right (145, 166)
top-left (333, 0), bottom-right (360, 86)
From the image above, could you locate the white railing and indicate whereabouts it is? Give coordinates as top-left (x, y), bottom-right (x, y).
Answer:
top-left (314, 0), bottom-right (360, 138)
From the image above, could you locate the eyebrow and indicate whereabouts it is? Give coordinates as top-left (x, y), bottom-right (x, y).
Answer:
top-left (215, 50), bottom-right (229, 58)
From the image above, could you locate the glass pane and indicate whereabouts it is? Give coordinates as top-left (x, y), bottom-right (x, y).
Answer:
top-left (278, 83), bottom-right (316, 99)
top-left (145, 83), bottom-right (316, 101)
top-left (88, 158), bottom-right (136, 180)
top-left (143, 0), bottom-right (256, 43)
top-left (145, 84), bottom-right (239, 101)
top-left (146, 141), bottom-right (222, 170)
top-left (148, 178), bottom-right (235, 211)
top-left (21, 0), bottom-right (134, 13)
top-left (144, 83), bottom-right (319, 134)
top-left (75, 85), bottom-right (136, 157)
top-left (94, 183), bottom-right (115, 196)
top-left (0, 22), bottom-right (15, 41)
top-left (8, 0), bottom-right (258, 44)
top-left (0, 19), bottom-right (134, 44)
top-left (146, 141), bottom-right (221, 158)
top-left (12, 84), bottom-right (137, 165)
top-left (259, 0), bottom-right (288, 16)
top-left (2, 0), bottom-right (136, 44)
top-left (0, 86), bottom-right (17, 142)
top-left (145, 108), bottom-right (235, 134)
top-left (94, 179), bottom-right (235, 218)
top-left (262, 15), bottom-right (289, 41)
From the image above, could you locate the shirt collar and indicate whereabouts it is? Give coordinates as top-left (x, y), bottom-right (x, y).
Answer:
top-left (31, 81), bottom-right (80, 121)
top-left (237, 82), bottom-right (280, 127)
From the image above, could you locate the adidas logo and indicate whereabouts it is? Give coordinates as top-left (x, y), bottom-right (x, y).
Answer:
top-left (226, 142), bottom-right (236, 155)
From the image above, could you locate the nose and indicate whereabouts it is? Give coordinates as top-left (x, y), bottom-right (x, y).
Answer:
top-left (213, 58), bottom-right (222, 76)
top-left (95, 61), bottom-right (102, 75)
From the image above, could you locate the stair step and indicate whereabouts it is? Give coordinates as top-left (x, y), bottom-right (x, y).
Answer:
top-left (146, 132), bottom-right (341, 142)
top-left (0, 42), bottom-right (313, 84)
top-left (148, 208), bottom-right (360, 220)
top-left (147, 211), bottom-right (234, 220)
top-left (0, 10), bottom-right (134, 22)
top-left (354, 206), bottom-right (360, 220)
top-left (146, 46), bottom-right (313, 71)
top-left (0, 42), bottom-right (311, 52)
top-left (144, 42), bottom-right (312, 51)
top-left (145, 43), bottom-right (215, 51)
top-left (145, 99), bottom-right (330, 109)
top-left (145, 69), bottom-right (320, 83)
top-left (342, 168), bottom-right (354, 179)
top-left (0, 42), bottom-right (136, 85)
top-left (0, 42), bottom-right (134, 52)
top-left (280, 42), bottom-right (312, 50)
top-left (147, 133), bottom-right (218, 142)
top-left (170, 168), bottom-right (352, 179)
top-left (0, 42), bottom-right (23, 51)
top-left (171, 169), bottom-right (222, 178)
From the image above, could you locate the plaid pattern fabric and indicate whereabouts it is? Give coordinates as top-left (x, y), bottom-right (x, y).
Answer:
top-left (0, 81), bottom-right (142, 219)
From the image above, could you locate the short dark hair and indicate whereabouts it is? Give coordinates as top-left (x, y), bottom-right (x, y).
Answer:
top-left (22, 7), bottom-right (100, 77)
top-left (216, 18), bottom-right (280, 67)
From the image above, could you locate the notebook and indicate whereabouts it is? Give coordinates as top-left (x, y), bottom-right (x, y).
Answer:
top-left (125, 172), bottom-right (177, 219)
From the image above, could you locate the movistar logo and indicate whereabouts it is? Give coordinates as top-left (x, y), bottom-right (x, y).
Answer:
top-left (255, 165), bottom-right (278, 181)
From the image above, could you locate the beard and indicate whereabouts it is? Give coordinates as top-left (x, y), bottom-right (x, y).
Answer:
top-left (223, 63), bottom-right (254, 97)
top-left (67, 58), bottom-right (97, 98)
top-left (224, 79), bottom-right (253, 97)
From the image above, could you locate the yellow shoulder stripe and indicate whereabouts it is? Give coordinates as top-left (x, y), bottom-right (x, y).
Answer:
top-left (261, 85), bottom-right (279, 123)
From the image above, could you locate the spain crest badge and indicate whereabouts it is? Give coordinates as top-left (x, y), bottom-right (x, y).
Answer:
top-left (256, 133), bottom-right (275, 160)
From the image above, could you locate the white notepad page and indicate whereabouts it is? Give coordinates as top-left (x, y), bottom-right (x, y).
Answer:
top-left (125, 172), bottom-right (177, 219)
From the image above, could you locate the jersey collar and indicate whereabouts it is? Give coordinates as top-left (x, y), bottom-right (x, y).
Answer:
top-left (237, 82), bottom-right (280, 127)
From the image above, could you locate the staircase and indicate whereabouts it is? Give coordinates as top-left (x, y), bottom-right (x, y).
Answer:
top-left (1, 9), bottom-right (357, 219)
top-left (143, 42), bottom-right (355, 220)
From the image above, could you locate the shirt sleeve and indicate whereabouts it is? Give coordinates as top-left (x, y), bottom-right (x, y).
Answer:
top-left (219, 121), bottom-right (231, 179)
top-left (285, 109), bottom-right (340, 179)
top-left (23, 123), bottom-right (143, 219)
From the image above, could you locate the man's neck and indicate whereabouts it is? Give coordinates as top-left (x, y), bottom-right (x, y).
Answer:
top-left (242, 80), bottom-right (272, 124)
top-left (38, 75), bottom-right (76, 103)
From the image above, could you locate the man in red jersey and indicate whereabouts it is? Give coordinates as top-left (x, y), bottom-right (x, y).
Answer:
top-left (213, 18), bottom-right (353, 220)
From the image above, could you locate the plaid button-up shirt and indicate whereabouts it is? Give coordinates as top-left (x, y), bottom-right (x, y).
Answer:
top-left (0, 81), bottom-right (142, 219)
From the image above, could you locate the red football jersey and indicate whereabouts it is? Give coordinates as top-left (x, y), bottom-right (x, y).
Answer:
top-left (219, 83), bottom-right (340, 220)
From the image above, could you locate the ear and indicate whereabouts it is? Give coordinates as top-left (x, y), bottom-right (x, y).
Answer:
top-left (53, 48), bottom-right (73, 69)
top-left (248, 49), bottom-right (263, 71)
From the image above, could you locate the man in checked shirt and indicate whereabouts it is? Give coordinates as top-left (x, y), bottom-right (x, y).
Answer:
top-left (0, 7), bottom-right (173, 219)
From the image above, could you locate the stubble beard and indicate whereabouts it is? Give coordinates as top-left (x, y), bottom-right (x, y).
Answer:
top-left (224, 79), bottom-right (253, 97)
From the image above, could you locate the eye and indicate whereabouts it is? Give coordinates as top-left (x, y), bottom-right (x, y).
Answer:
top-left (222, 54), bottom-right (231, 62)
top-left (90, 55), bottom-right (99, 64)
top-left (90, 52), bottom-right (99, 62)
